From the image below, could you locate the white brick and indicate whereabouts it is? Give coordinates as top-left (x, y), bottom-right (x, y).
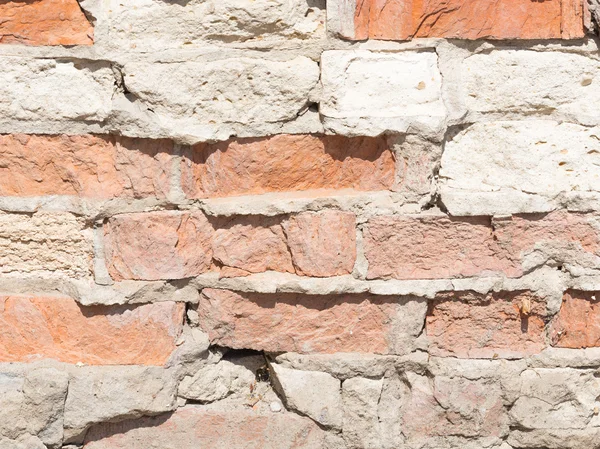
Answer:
top-left (0, 212), bottom-right (92, 278)
top-left (320, 50), bottom-right (446, 136)
top-left (440, 121), bottom-right (600, 215)
top-left (0, 58), bottom-right (114, 133)
top-left (105, 0), bottom-right (325, 52)
top-left (463, 50), bottom-right (600, 125)
top-left (121, 56), bottom-right (320, 142)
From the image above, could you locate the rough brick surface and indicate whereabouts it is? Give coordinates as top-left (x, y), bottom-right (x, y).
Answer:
top-left (197, 289), bottom-right (427, 354)
top-left (83, 406), bottom-right (325, 448)
top-left (181, 135), bottom-right (394, 198)
top-left (0, 134), bottom-right (172, 198)
top-left (550, 291), bottom-right (600, 348)
top-left (0, 0), bottom-right (93, 46)
top-left (106, 0), bottom-right (324, 52)
top-left (427, 291), bottom-right (547, 359)
top-left (105, 211), bottom-right (214, 281)
top-left (212, 216), bottom-right (294, 275)
top-left (284, 211), bottom-right (356, 277)
top-left (364, 212), bottom-right (600, 280)
top-left (321, 50), bottom-right (445, 136)
top-left (0, 296), bottom-right (184, 365)
top-left (440, 121), bottom-right (600, 215)
top-left (333, 0), bottom-right (584, 40)
top-left (0, 212), bottom-right (91, 277)
top-left (462, 50), bottom-right (600, 125)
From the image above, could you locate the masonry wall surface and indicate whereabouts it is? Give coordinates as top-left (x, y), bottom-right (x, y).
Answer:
top-left (1, 0), bottom-right (600, 448)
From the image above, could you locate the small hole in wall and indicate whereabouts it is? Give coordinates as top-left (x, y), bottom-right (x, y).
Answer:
top-left (557, 265), bottom-right (563, 271)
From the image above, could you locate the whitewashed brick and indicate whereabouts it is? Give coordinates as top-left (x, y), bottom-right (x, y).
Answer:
top-left (0, 57), bottom-right (114, 133)
top-left (320, 50), bottom-right (446, 136)
top-left (463, 50), bottom-right (600, 125)
top-left (121, 56), bottom-right (320, 142)
top-left (105, 0), bottom-right (325, 52)
top-left (440, 121), bottom-right (600, 215)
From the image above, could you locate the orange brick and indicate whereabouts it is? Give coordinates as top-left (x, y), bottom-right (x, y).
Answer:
top-left (426, 291), bottom-right (547, 359)
top-left (347, 0), bottom-right (584, 40)
top-left (0, 134), bottom-right (172, 198)
top-left (105, 211), bottom-right (214, 281)
top-left (550, 290), bottom-right (600, 348)
top-left (181, 134), bottom-right (394, 198)
top-left (0, 0), bottom-right (93, 46)
top-left (0, 296), bottom-right (184, 365)
top-left (364, 211), bottom-right (599, 280)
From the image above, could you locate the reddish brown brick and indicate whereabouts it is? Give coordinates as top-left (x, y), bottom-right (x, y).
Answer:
top-left (550, 290), bottom-right (600, 348)
top-left (284, 211), bottom-right (356, 277)
top-left (0, 296), bottom-right (184, 365)
top-left (181, 134), bottom-right (394, 198)
top-left (105, 211), bottom-right (214, 281)
top-left (212, 216), bottom-right (294, 275)
top-left (364, 211), bottom-right (600, 280)
top-left (0, 134), bottom-right (173, 198)
top-left (197, 289), bottom-right (425, 354)
top-left (426, 291), bottom-right (547, 359)
top-left (346, 0), bottom-right (584, 41)
top-left (363, 215), bottom-right (513, 280)
top-left (0, 0), bottom-right (93, 46)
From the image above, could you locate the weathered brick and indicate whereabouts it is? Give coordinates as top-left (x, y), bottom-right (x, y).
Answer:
top-left (330, 0), bottom-right (584, 40)
top-left (0, 0), bottom-right (93, 46)
top-left (0, 212), bottom-right (91, 277)
top-left (121, 57), bottom-right (319, 141)
top-left (440, 121), bottom-right (600, 215)
top-left (0, 134), bottom-right (172, 198)
top-left (364, 215), bottom-right (512, 280)
top-left (83, 406), bottom-right (325, 448)
top-left (364, 212), bottom-right (600, 280)
top-left (0, 296), bottom-right (184, 365)
top-left (197, 289), bottom-right (426, 354)
top-left (463, 50), bottom-right (600, 125)
top-left (550, 291), bottom-right (600, 348)
top-left (106, 0), bottom-right (324, 52)
top-left (181, 134), bottom-right (394, 198)
top-left (0, 57), bottom-right (114, 129)
top-left (212, 211), bottom-right (356, 277)
top-left (321, 50), bottom-right (445, 136)
top-left (212, 216), bottom-right (294, 275)
top-left (284, 211), bottom-right (356, 277)
top-left (105, 211), bottom-right (213, 281)
top-left (426, 291), bottom-right (547, 359)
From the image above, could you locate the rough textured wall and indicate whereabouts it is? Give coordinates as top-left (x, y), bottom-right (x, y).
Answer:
top-left (1, 1), bottom-right (600, 448)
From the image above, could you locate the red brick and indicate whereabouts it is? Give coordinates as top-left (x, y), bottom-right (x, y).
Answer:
top-left (105, 211), bottom-right (213, 281)
top-left (426, 291), bottom-right (547, 359)
top-left (212, 216), bottom-right (294, 275)
top-left (364, 212), bottom-right (600, 280)
top-left (0, 0), bottom-right (93, 46)
top-left (550, 290), bottom-right (600, 348)
top-left (0, 134), bottom-right (172, 198)
top-left (84, 407), bottom-right (325, 449)
top-left (0, 296), bottom-right (184, 365)
top-left (364, 215), bottom-right (512, 280)
top-left (197, 289), bottom-right (416, 354)
top-left (181, 134), bottom-right (394, 198)
top-left (348, 0), bottom-right (584, 40)
top-left (284, 211), bottom-right (356, 277)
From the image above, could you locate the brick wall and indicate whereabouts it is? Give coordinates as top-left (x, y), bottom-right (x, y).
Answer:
top-left (1, 1), bottom-right (600, 448)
